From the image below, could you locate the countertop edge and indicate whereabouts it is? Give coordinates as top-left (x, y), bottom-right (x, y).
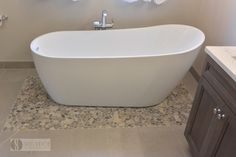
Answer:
top-left (205, 46), bottom-right (236, 82)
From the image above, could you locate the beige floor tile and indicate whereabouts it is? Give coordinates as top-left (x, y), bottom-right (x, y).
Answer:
top-left (0, 130), bottom-right (75, 157)
top-left (70, 127), bottom-right (191, 157)
top-left (0, 148), bottom-right (34, 157)
top-left (0, 69), bottom-right (31, 82)
top-left (137, 127), bottom-right (189, 157)
top-left (171, 126), bottom-right (192, 157)
top-left (70, 128), bottom-right (117, 157)
top-left (0, 81), bottom-right (23, 130)
top-left (0, 130), bottom-right (33, 157)
top-left (0, 131), bottom-right (19, 148)
top-left (19, 130), bottom-right (74, 157)
top-left (0, 69), bottom-right (30, 131)
top-left (0, 69), bottom-right (6, 79)
top-left (107, 128), bottom-right (144, 157)
top-left (0, 129), bottom-right (113, 157)
top-left (0, 127), bottom-right (192, 157)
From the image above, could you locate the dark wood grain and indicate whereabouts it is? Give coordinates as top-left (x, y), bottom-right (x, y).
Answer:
top-left (185, 55), bottom-right (236, 157)
top-left (215, 114), bottom-right (236, 157)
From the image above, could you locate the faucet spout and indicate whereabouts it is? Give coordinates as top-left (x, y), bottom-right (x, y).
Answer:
top-left (102, 10), bottom-right (108, 28)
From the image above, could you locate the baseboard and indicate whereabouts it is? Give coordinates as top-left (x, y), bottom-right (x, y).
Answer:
top-left (0, 62), bottom-right (35, 68)
top-left (190, 67), bottom-right (200, 82)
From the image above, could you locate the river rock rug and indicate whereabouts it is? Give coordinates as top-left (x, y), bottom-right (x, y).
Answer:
top-left (2, 76), bottom-right (193, 131)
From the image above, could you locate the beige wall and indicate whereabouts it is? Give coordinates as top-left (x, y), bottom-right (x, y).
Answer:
top-left (0, 0), bottom-right (198, 61)
top-left (193, 0), bottom-right (236, 74)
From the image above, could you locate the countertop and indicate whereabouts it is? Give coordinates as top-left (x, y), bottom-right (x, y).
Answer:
top-left (205, 46), bottom-right (236, 82)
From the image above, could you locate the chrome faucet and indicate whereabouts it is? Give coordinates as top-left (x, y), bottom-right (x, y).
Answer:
top-left (93, 10), bottom-right (114, 30)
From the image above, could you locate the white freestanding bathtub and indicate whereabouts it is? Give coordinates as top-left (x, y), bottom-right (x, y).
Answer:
top-left (31, 25), bottom-right (205, 107)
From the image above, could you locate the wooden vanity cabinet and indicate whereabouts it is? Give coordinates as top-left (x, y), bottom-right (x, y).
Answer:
top-left (185, 56), bottom-right (236, 157)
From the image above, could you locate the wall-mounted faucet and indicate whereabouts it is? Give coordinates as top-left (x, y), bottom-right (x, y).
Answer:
top-left (93, 10), bottom-right (114, 30)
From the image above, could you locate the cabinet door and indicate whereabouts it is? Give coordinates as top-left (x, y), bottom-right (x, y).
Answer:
top-left (185, 78), bottom-right (229, 157)
top-left (198, 107), bottom-right (229, 157)
top-left (214, 114), bottom-right (236, 157)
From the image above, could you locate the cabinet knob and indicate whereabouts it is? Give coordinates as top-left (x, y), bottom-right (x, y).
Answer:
top-left (217, 114), bottom-right (226, 120)
top-left (213, 108), bottom-right (221, 115)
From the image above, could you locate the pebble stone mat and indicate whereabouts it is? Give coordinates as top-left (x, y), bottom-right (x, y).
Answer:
top-left (2, 76), bottom-right (193, 131)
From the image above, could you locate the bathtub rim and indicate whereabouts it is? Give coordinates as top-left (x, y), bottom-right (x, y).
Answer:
top-left (30, 24), bottom-right (205, 59)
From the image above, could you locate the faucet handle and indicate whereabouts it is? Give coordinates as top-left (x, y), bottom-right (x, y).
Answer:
top-left (93, 21), bottom-right (101, 26)
top-left (93, 21), bottom-right (102, 30)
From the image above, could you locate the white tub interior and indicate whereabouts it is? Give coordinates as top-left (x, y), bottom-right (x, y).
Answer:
top-left (31, 25), bottom-right (205, 59)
